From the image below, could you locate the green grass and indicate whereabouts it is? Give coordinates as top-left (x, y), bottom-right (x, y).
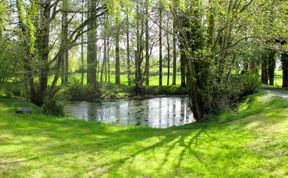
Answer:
top-left (51, 72), bottom-right (182, 87)
top-left (0, 93), bottom-right (288, 177)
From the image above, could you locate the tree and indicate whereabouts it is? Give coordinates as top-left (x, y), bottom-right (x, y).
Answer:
top-left (87, 0), bottom-right (98, 87)
top-left (115, 16), bottom-right (121, 84)
top-left (158, 1), bottom-right (163, 87)
top-left (145, 0), bottom-right (150, 86)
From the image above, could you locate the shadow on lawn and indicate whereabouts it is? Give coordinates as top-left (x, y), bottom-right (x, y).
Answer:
top-left (1, 93), bottom-right (287, 177)
top-left (1, 106), bottom-right (212, 176)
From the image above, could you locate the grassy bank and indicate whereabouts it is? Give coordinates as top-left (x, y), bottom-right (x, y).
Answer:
top-left (0, 93), bottom-right (287, 177)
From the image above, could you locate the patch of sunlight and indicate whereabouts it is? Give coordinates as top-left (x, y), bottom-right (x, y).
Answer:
top-left (257, 94), bottom-right (274, 103)
top-left (238, 102), bottom-right (249, 112)
top-left (245, 120), bottom-right (262, 130)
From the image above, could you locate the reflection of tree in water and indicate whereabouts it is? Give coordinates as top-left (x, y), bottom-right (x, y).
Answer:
top-left (66, 97), bottom-right (194, 128)
top-left (114, 103), bottom-right (120, 125)
top-left (172, 99), bottom-right (176, 126)
top-left (167, 99), bottom-right (170, 128)
top-left (87, 103), bottom-right (96, 121)
top-left (180, 98), bottom-right (185, 124)
top-left (159, 98), bottom-right (162, 128)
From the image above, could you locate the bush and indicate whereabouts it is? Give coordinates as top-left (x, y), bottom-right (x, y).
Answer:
top-left (42, 97), bottom-right (64, 117)
top-left (201, 74), bottom-right (261, 114)
top-left (63, 82), bottom-right (97, 101)
top-left (230, 74), bottom-right (260, 99)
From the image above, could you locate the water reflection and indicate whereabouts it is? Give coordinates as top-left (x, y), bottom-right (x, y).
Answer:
top-left (64, 96), bottom-right (195, 128)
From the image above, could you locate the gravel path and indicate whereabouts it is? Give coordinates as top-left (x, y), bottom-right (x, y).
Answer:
top-left (263, 88), bottom-right (288, 100)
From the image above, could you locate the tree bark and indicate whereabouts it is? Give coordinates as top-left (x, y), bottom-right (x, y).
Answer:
top-left (261, 56), bottom-right (269, 84)
top-left (166, 16), bottom-right (171, 86)
top-left (268, 49), bottom-right (276, 86)
top-left (81, 0), bottom-right (85, 84)
top-left (61, 0), bottom-right (69, 85)
top-left (145, 0), bottom-right (150, 86)
top-left (282, 53), bottom-right (288, 88)
top-left (172, 14), bottom-right (177, 86)
top-left (159, 3), bottom-right (163, 87)
top-left (126, 9), bottom-right (131, 86)
top-left (35, 0), bottom-right (51, 105)
top-left (180, 44), bottom-right (186, 87)
top-left (87, 0), bottom-right (97, 87)
top-left (115, 17), bottom-right (121, 85)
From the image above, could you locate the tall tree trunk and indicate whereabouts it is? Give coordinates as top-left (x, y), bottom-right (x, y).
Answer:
top-left (261, 58), bottom-right (268, 84)
top-left (180, 45), bottom-right (186, 87)
top-left (101, 35), bottom-right (107, 83)
top-left (145, 0), bottom-right (150, 86)
top-left (159, 3), bottom-right (163, 87)
top-left (61, 0), bottom-right (68, 85)
top-left (36, 0), bottom-right (51, 105)
top-left (172, 14), bottom-right (177, 85)
top-left (107, 38), bottom-right (111, 83)
top-left (126, 8), bottom-right (131, 86)
top-left (282, 53), bottom-right (288, 88)
top-left (166, 15), bottom-right (171, 86)
top-left (87, 0), bottom-right (97, 87)
top-left (115, 17), bottom-right (121, 85)
top-left (268, 49), bottom-right (276, 86)
top-left (81, 0), bottom-right (85, 84)
top-left (134, 0), bottom-right (144, 95)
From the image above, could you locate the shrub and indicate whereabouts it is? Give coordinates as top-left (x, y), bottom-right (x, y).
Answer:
top-left (230, 74), bottom-right (260, 99)
top-left (64, 82), bottom-right (97, 101)
top-left (42, 97), bottom-right (64, 117)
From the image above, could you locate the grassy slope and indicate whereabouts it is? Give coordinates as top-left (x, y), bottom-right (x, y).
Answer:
top-left (0, 93), bottom-right (287, 178)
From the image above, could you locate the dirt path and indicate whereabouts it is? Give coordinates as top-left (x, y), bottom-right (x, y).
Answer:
top-left (263, 88), bottom-right (288, 100)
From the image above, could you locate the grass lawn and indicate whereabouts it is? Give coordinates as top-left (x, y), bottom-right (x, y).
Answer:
top-left (0, 93), bottom-right (288, 177)
top-left (50, 71), bottom-right (182, 87)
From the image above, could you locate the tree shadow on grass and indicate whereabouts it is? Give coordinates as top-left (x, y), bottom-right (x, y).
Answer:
top-left (92, 125), bottom-right (211, 176)
top-left (1, 108), bottom-right (214, 177)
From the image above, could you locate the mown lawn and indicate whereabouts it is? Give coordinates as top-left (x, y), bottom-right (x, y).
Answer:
top-left (0, 93), bottom-right (287, 177)
top-left (49, 71), bottom-right (182, 87)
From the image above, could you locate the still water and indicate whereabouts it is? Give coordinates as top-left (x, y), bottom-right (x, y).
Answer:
top-left (64, 96), bottom-right (195, 128)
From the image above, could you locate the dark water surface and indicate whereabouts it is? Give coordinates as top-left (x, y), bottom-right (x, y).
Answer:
top-left (64, 96), bottom-right (195, 128)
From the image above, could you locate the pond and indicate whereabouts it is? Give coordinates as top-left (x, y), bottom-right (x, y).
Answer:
top-left (64, 96), bottom-right (195, 128)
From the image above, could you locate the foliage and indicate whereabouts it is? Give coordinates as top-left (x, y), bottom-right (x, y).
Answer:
top-left (63, 82), bottom-right (132, 101)
top-left (42, 97), bottom-right (64, 117)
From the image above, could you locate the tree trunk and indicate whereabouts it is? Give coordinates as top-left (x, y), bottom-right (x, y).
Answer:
top-left (107, 38), bottom-right (111, 83)
top-left (126, 8), bottom-right (131, 86)
top-left (159, 3), bottom-right (163, 87)
top-left (261, 57), bottom-right (268, 84)
top-left (115, 17), bottom-right (121, 85)
top-left (145, 0), bottom-right (150, 86)
top-left (166, 16), bottom-right (171, 86)
top-left (101, 35), bottom-right (107, 83)
top-left (282, 53), bottom-right (288, 88)
top-left (36, 0), bottom-right (51, 105)
top-left (61, 0), bottom-right (68, 85)
top-left (81, 0), bottom-right (85, 84)
top-left (268, 49), bottom-right (276, 86)
top-left (87, 0), bottom-right (97, 87)
top-left (180, 45), bottom-right (186, 87)
top-left (172, 14), bottom-right (177, 86)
